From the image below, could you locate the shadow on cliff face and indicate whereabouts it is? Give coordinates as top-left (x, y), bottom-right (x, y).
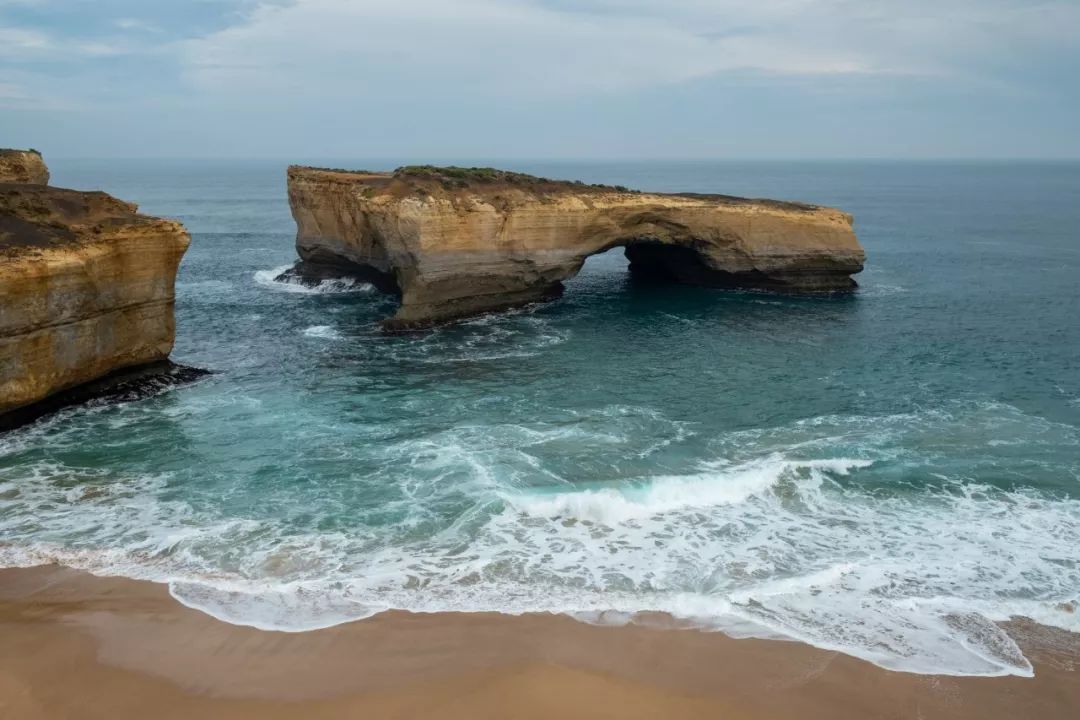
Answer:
top-left (561, 246), bottom-right (860, 329)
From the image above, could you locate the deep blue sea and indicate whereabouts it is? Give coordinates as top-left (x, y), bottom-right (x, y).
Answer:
top-left (2, 160), bottom-right (1078, 677)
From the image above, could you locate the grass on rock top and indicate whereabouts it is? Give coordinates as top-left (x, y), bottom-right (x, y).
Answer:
top-left (394, 165), bottom-right (635, 193)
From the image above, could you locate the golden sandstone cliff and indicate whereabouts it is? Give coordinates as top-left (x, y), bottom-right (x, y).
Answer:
top-left (285, 165), bottom-right (865, 330)
top-left (0, 151), bottom-right (195, 430)
top-left (0, 149), bottom-right (49, 185)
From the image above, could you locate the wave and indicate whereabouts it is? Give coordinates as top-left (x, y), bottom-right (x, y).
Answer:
top-left (507, 457), bottom-right (872, 523)
top-left (383, 312), bottom-right (569, 364)
top-left (253, 265), bottom-right (374, 294)
top-left (1, 403), bottom-right (1078, 677)
top-left (302, 325), bottom-right (344, 340)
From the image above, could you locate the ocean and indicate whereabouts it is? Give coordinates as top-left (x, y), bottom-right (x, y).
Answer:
top-left (1, 159), bottom-right (1078, 678)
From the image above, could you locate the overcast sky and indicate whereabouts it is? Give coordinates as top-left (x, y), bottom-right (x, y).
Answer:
top-left (2, 0), bottom-right (1078, 159)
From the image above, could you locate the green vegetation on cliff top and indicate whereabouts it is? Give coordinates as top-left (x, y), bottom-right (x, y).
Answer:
top-left (394, 165), bottom-right (635, 192)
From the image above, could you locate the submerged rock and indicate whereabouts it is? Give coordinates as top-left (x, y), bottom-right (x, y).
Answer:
top-left (286, 165), bottom-right (865, 330)
top-left (0, 150), bottom-right (202, 430)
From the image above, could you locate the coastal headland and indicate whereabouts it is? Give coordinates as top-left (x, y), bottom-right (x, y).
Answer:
top-left (0, 151), bottom-right (204, 431)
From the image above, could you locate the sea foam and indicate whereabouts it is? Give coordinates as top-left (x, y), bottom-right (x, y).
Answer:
top-left (1, 403), bottom-right (1078, 678)
top-left (302, 325), bottom-right (343, 340)
top-left (508, 457), bottom-right (873, 522)
top-left (253, 265), bottom-right (374, 294)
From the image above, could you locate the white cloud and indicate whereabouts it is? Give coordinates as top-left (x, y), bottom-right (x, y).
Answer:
top-left (76, 41), bottom-right (126, 57)
top-left (178, 0), bottom-right (1080, 102)
top-left (0, 79), bottom-right (77, 110)
top-left (0, 82), bottom-right (28, 99)
top-left (0, 26), bottom-right (132, 59)
top-left (0, 26), bottom-right (51, 56)
top-left (0, 26), bottom-right (143, 60)
top-left (4, 0), bottom-right (1076, 158)
top-left (6, 1), bottom-right (1073, 101)
top-left (114, 17), bottom-right (162, 33)
top-left (179, 0), bottom-right (873, 99)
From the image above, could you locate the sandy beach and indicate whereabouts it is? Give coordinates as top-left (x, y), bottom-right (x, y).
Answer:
top-left (0, 566), bottom-right (1076, 719)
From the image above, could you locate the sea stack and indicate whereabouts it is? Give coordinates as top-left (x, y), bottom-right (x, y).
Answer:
top-left (285, 165), bottom-right (866, 330)
top-left (0, 150), bottom-right (200, 430)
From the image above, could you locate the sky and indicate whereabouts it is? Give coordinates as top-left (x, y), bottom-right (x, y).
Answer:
top-left (1, 0), bottom-right (1078, 159)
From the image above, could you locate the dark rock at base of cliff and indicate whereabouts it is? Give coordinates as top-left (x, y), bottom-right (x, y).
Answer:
top-left (275, 260), bottom-right (401, 295)
top-left (625, 243), bottom-right (860, 292)
top-left (0, 361), bottom-right (212, 433)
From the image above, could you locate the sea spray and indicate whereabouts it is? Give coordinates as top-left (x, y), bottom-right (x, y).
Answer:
top-left (253, 265), bottom-right (374, 294)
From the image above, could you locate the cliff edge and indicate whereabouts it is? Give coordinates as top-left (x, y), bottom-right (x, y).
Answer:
top-left (285, 165), bottom-right (865, 330)
top-left (0, 149), bottom-right (49, 185)
top-left (0, 150), bottom-right (199, 430)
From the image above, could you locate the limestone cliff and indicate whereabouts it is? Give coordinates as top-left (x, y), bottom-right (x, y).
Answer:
top-left (286, 165), bottom-right (865, 330)
top-left (1, 151), bottom-right (196, 429)
top-left (0, 149), bottom-right (49, 185)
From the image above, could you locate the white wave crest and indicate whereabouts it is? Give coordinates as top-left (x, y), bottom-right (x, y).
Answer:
top-left (508, 457), bottom-right (872, 523)
top-left (302, 325), bottom-right (343, 340)
top-left (253, 265), bottom-right (374, 294)
top-left (2, 403), bottom-right (1079, 678)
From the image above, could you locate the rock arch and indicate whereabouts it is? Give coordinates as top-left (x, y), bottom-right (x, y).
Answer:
top-left (285, 166), bottom-right (865, 331)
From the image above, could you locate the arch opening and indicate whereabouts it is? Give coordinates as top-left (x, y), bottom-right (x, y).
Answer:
top-left (570, 236), bottom-right (747, 290)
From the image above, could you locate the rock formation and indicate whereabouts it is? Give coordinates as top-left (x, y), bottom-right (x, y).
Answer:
top-left (0, 149), bottom-right (49, 185)
top-left (286, 165), bottom-right (865, 330)
top-left (1, 150), bottom-right (201, 431)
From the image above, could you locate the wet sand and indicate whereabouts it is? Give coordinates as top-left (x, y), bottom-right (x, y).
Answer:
top-left (1, 566), bottom-right (1078, 719)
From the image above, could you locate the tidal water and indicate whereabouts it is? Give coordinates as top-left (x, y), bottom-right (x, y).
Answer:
top-left (2, 159), bottom-right (1079, 677)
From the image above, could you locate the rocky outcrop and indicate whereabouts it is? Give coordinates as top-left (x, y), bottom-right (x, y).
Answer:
top-left (0, 149), bottom-right (49, 185)
top-left (286, 166), bottom-right (865, 330)
top-left (1, 151), bottom-right (199, 430)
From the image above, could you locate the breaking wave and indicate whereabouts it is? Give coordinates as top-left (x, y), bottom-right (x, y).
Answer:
top-left (302, 325), bottom-right (344, 340)
top-left (509, 458), bottom-right (873, 522)
top-left (1, 402), bottom-right (1078, 677)
top-left (253, 265), bottom-right (374, 294)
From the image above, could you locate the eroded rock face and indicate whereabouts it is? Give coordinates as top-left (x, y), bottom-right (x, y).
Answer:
top-left (1, 152), bottom-right (195, 428)
top-left (0, 149), bottom-right (49, 185)
top-left (287, 166), bottom-right (865, 330)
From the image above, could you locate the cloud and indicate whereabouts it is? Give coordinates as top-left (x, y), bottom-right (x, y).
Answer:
top-left (0, 26), bottom-right (51, 56)
top-left (179, 0), bottom-right (881, 100)
top-left (113, 17), bottom-right (162, 33)
top-left (0, 78), bottom-right (77, 110)
top-left (0, 25), bottom-right (131, 59)
top-left (0, 82), bottom-right (29, 100)
top-left (2, 0), bottom-right (1077, 158)
top-left (178, 0), bottom-right (1080, 103)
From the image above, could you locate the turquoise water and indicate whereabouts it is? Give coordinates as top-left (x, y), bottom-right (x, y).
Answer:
top-left (2, 160), bottom-right (1079, 677)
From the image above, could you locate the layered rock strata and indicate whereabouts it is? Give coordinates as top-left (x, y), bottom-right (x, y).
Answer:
top-left (0, 149), bottom-right (49, 185)
top-left (1, 151), bottom-right (199, 430)
top-left (286, 165), bottom-right (866, 330)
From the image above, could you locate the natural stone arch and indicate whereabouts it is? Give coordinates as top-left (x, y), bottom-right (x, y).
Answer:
top-left (284, 166), bottom-right (865, 331)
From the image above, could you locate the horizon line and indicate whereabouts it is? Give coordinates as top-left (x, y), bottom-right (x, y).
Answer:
top-left (40, 156), bottom-right (1080, 163)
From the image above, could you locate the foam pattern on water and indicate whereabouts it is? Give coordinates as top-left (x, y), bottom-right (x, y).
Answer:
top-left (2, 402), bottom-right (1077, 677)
top-left (253, 265), bottom-right (375, 294)
top-left (302, 325), bottom-right (344, 340)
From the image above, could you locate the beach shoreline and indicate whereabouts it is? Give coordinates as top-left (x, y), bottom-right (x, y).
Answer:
top-left (1, 565), bottom-right (1077, 719)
